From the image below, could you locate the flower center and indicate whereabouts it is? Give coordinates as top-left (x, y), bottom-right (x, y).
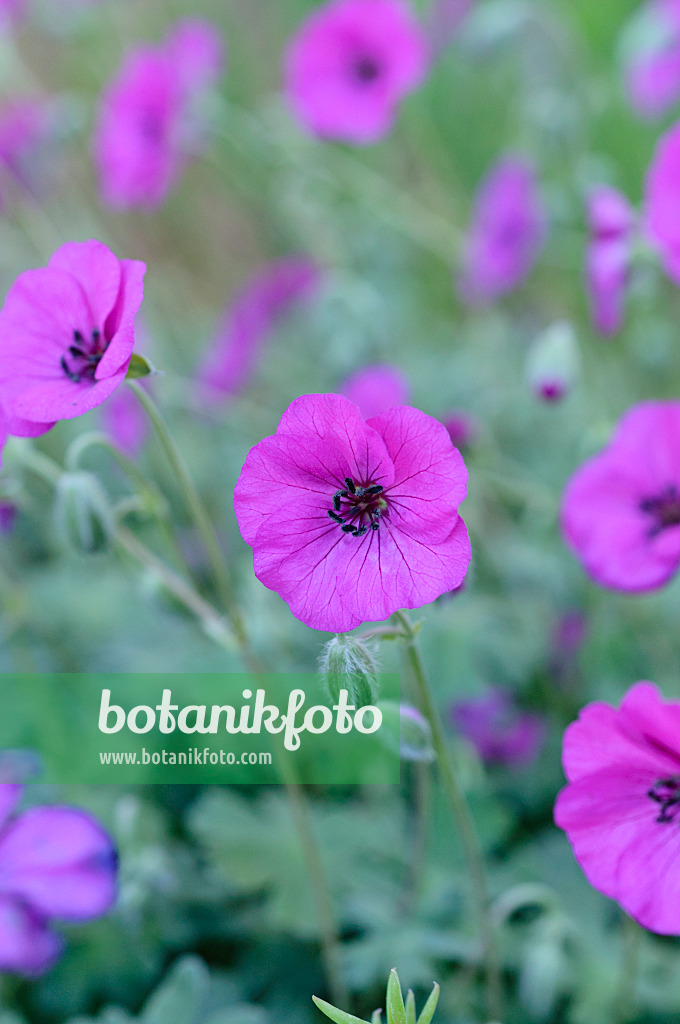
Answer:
top-left (648, 775), bottom-right (680, 823)
top-left (353, 55), bottom-right (381, 83)
top-left (327, 477), bottom-right (387, 538)
top-left (61, 328), bottom-right (106, 384)
top-left (639, 484), bottom-right (680, 537)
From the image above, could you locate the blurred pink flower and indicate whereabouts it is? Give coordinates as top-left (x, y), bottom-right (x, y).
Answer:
top-left (234, 393), bottom-right (470, 631)
top-left (94, 19), bottom-right (224, 209)
top-left (0, 239), bottom-right (145, 434)
top-left (555, 682), bottom-right (680, 935)
top-left (450, 688), bottom-right (546, 767)
top-left (284, 0), bottom-right (428, 145)
top-left (0, 0), bottom-right (25, 27)
top-left (340, 364), bottom-right (410, 418)
top-left (561, 401), bottom-right (680, 592)
top-left (426, 0), bottom-right (475, 55)
top-left (442, 411), bottom-right (478, 448)
top-left (0, 500), bottom-right (17, 533)
top-left (625, 0), bottom-right (680, 118)
top-left (198, 257), bottom-right (321, 402)
top-left (0, 98), bottom-right (52, 198)
top-left (644, 119), bottom-right (680, 283)
top-left (459, 157), bottom-right (547, 305)
top-left (101, 382), bottom-right (149, 458)
top-left (0, 784), bottom-right (117, 975)
top-left (586, 186), bottom-right (635, 336)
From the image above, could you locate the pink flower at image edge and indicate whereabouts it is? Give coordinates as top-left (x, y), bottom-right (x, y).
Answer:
top-left (555, 682), bottom-right (680, 935)
top-left (234, 393), bottom-right (471, 632)
top-left (0, 239), bottom-right (145, 434)
top-left (0, 784), bottom-right (117, 974)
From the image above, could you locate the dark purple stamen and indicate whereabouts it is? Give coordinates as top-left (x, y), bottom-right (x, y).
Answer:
top-left (640, 484), bottom-right (680, 538)
top-left (649, 775), bottom-right (680, 823)
top-left (327, 476), bottom-right (388, 538)
top-left (61, 327), bottom-right (106, 384)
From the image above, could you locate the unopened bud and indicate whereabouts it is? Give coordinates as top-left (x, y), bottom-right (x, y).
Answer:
top-left (320, 635), bottom-right (379, 706)
top-left (54, 472), bottom-right (114, 555)
top-left (526, 321), bottom-right (580, 402)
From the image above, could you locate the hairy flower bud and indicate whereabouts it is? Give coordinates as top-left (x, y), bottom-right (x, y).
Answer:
top-left (320, 634), bottom-right (379, 707)
top-left (54, 471), bottom-right (115, 555)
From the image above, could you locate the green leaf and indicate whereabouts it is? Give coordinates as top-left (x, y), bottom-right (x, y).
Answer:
top-left (125, 353), bottom-right (156, 379)
top-left (371, 1011), bottom-right (382, 1024)
top-left (386, 970), bottom-right (406, 1024)
top-left (141, 957), bottom-right (209, 1024)
top-left (404, 991), bottom-right (416, 1024)
top-left (311, 997), bottom-right (370, 1024)
top-left (415, 985), bottom-right (439, 1024)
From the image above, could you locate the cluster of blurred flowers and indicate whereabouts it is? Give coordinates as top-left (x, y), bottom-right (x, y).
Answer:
top-left (1, 0), bottom-right (680, 979)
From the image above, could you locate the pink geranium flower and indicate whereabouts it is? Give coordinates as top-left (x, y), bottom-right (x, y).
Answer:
top-left (340, 364), bottom-right (410, 419)
top-left (450, 688), bottom-right (546, 767)
top-left (561, 401), bottom-right (680, 592)
top-left (625, 0), bottom-right (680, 118)
top-left (0, 784), bottom-right (117, 974)
top-left (644, 119), bottom-right (680, 284)
top-left (198, 257), bottom-right (320, 402)
top-left (234, 393), bottom-right (470, 631)
top-left (586, 186), bottom-right (635, 337)
top-left (284, 0), bottom-right (429, 145)
top-left (459, 157), bottom-right (547, 305)
top-left (0, 98), bottom-right (53, 200)
top-left (555, 682), bottom-right (680, 935)
top-left (0, 239), bottom-right (145, 434)
top-left (93, 19), bottom-right (224, 209)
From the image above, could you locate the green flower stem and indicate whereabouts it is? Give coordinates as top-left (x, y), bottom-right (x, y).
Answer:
top-left (394, 610), bottom-right (503, 1024)
top-left (128, 381), bottom-right (248, 650)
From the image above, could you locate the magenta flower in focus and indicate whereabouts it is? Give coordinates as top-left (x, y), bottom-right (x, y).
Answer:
top-left (450, 688), bottom-right (546, 767)
top-left (586, 186), bottom-right (635, 337)
top-left (234, 393), bottom-right (470, 631)
top-left (562, 402), bottom-right (680, 592)
top-left (0, 784), bottom-right (117, 975)
top-left (341, 364), bottom-right (410, 419)
top-left (94, 19), bottom-right (224, 209)
top-left (198, 257), bottom-right (321, 402)
top-left (625, 0), bottom-right (680, 118)
top-left (644, 119), bottom-right (680, 284)
top-left (555, 682), bottom-right (680, 934)
top-left (0, 239), bottom-right (145, 434)
top-left (284, 0), bottom-right (429, 145)
top-left (459, 157), bottom-right (547, 305)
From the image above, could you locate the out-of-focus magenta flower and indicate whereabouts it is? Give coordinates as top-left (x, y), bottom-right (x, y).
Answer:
top-left (450, 688), bottom-right (546, 767)
top-left (442, 411), bottom-right (478, 449)
top-left (555, 682), bottom-right (680, 935)
top-left (551, 610), bottom-right (587, 660)
top-left (198, 257), bottom-right (321, 402)
top-left (100, 382), bottom-right (149, 459)
top-left (0, 500), bottom-right (17, 533)
top-left (562, 402), bottom-right (680, 592)
top-left (644, 119), bottom-right (680, 283)
top-left (625, 0), bottom-right (680, 119)
top-left (93, 19), bottom-right (225, 210)
top-left (234, 393), bottom-right (470, 631)
top-left (0, 0), bottom-right (25, 28)
top-left (340, 364), bottom-right (410, 419)
top-left (459, 157), bottom-right (547, 305)
top-left (284, 0), bottom-right (429, 145)
top-left (0, 784), bottom-right (117, 975)
top-left (0, 99), bottom-right (52, 198)
top-left (586, 186), bottom-right (635, 337)
top-left (0, 239), bottom-right (145, 434)
top-left (426, 0), bottom-right (475, 55)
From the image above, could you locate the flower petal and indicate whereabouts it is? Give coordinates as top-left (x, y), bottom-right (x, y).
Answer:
top-left (48, 240), bottom-right (122, 331)
top-left (0, 894), bottom-right (62, 975)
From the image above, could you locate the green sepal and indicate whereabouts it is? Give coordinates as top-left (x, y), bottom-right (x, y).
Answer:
top-left (386, 970), bottom-right (406, 1024)
top-left (405, 991), bottom-right (416, 1024)
top-left (126, 353), bottom-right (156, 379)
top-left (371, 1011), bottom-right (382, 1024)
top-left (415, 984), bottom-right (440, 1024)
top-left (312, 996), bottom-right (370, 1024)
